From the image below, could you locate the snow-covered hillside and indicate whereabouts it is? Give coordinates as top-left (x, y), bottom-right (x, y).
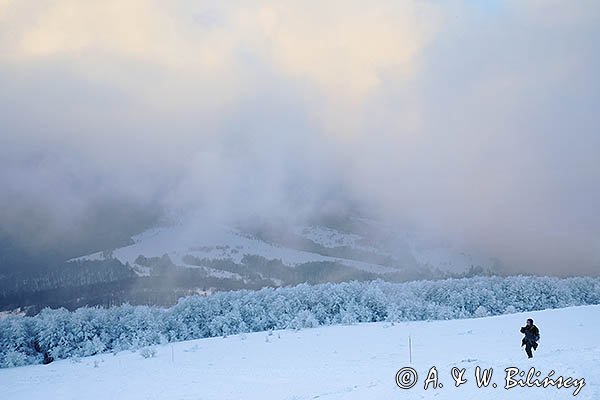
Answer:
top-left (1, 305), bottom-right (597, 399)
top-left (72, 217), bottom-right (495, 279)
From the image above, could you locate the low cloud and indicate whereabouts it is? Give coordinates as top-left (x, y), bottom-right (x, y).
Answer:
top-left (0, 1), bottom-right (598, 275)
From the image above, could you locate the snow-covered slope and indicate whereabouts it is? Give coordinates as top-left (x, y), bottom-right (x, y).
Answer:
top-left (76, 223), bottom-right (396, 274)
top-left (72, 217), bottom-right (495, 279)
top-left (1, 305), bottom-right (597, 399)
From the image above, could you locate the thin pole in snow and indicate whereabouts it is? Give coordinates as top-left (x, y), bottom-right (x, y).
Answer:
top-left (409, 334), bottom-right (412, 364)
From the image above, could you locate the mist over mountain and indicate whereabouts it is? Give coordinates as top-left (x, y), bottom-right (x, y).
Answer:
top-left (1, 0), bottom-right (599, 305)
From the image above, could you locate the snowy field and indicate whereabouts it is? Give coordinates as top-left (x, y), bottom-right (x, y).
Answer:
top-left (71, 219), bottom-right (493, 276)
top-left (0, 305), bottom-right (597, 399)
top-left (72, 223), bottom-right (401, 275)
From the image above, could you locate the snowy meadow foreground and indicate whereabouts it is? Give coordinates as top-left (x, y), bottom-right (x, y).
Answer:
top-left (0, 305), bottom-right (598, 400)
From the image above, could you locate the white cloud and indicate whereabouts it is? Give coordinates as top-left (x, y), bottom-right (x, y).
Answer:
top-left (0, 0), bottom-right (598, 274)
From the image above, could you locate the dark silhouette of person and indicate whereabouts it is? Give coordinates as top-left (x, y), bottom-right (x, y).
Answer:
top-left (520, 318), bottom-right (540, 358)
top-left (33, 338), bottom-right (54, 365)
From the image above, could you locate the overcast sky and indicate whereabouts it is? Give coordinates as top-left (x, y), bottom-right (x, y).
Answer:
top-left (1, 0), bottom-right (599, 275)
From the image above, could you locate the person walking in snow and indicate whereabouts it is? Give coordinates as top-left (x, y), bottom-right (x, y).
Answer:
top-left (520, 318), bottom-right (540, 358)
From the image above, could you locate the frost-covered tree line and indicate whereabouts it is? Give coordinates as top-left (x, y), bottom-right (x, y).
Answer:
top-left (1, 275), bottom-right (599, 368)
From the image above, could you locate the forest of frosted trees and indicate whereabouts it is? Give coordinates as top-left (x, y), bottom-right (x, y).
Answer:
top-left (1, 275), bottom-right (599, 368)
